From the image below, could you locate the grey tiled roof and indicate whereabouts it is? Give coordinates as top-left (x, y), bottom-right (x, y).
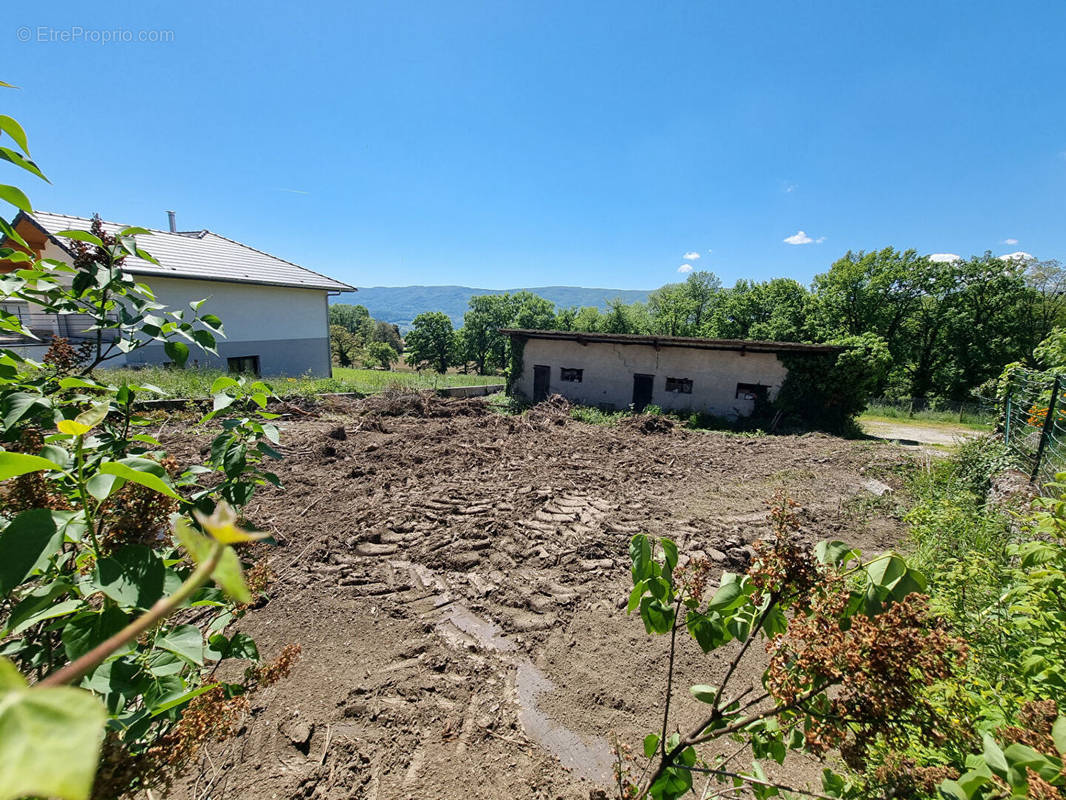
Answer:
top-left (24, 211), bottom-right (355, 293)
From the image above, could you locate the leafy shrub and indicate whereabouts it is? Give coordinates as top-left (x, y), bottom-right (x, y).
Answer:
top-left (0, 110), bottom-right (296, 800)
top-left (775, 332), bottom-right (893, 432)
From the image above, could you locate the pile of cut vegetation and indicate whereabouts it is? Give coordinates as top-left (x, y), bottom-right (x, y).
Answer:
top-left (619, 413), bottom-right (676, 435)
top-left (358, 388), bottom-right (488, 418)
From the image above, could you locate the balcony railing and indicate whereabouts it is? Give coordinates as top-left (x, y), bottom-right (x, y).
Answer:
top-left (0, 303), bottom-right (118, 344)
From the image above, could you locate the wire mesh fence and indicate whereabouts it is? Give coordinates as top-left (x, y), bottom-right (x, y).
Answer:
top-left (865, 396), bottom-right (996, 427)
top-left (1002, 368), bottom-right (1066, 486)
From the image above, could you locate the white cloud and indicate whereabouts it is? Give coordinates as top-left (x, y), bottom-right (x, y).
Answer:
top-left (1000, 251), bottom-right (1035, 261)
top-left (784, 182), bottom-right (798, 193)
top-left (1002, 238), bottom-right (1019, 245)
top-left (929, 253), bottom-right (961, 263)
top-left (783, 230), bottom-right (814, 245)
top-left (677, 264), bottom-right (693, 273)
top-left (682, 251), bottom-right (700, 260)
top-left (815, 236), bottom-right (827, 244)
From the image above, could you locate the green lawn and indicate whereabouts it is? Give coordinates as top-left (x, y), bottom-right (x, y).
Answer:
top-left (96, 365), bottom-right (502, 399)
top-left (860, 401), bottom-right (995, 431)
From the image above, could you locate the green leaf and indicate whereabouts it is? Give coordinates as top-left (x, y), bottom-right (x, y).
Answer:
top-left (0, 184), bottom-right (32, 213)
top-left (7, 598), bottom-right (82, 637)
top-left (85, 472), bottom-right (121, 502)
top-left (982, 734), bottom-right (1009, 779)
top-left (630, 534), bottom-right (653, 582)
top-left (867, 554), bottom-right (907, 590)
top-left (93, 545), bottom-right (165, 609)
top-left (155, 624), bottom-right (204, 666)
top-left (0, 115), bottom-right (31, 154)
top-left (213, 393), bottom-right (235, 414)
top-left (689, 684), bottom-right (718, 704)
top-left (643, 733), bottom-right (660, 758)
top-left (191, 329), bottom-right (216, 351)
top-left (164, 340), bottom-right (189, 366)
top-left (0, 450), bottom-right (63, 480)
top-left (61, 607), bottom-right (130, 662)
top-left (74, 401), bottom-right (109, 431)
top-left (0, 665), bottom-right (106, 800)
top-left (661, 539), bottom-right (678, 571)
top-left (0, 147), bottom-right (47, 182)
top-left (150, 682), bottom-right (219, 716)
top-left (1052, 716), bottom-right (1066, 756)
top-left (0, 509), bottom-right (67, 595)
top-left (706, 581), bottom-right (743, 612)
top-left (98, 460), bottom-right (181, 500)
top-left (174, 521), bottom-right (251, 604)
top-left (639, 596), bottom-right (675, 634)
top-left (814, 540), bottom-right (857, 566)
top-left (54, 229), bottom-right (104, 247)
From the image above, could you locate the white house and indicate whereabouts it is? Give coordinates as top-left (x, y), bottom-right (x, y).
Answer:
top-left (1, 211), bottom-right (355, 376)
top-left (503, 328), bottom-right (842, 418)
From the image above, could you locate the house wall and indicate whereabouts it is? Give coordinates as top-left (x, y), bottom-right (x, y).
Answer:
top-left (514, 337), bottom-right (789, 418)
top-left (123, 277), bottom-right (332, 377)
top-left (24, 238), bottom-right (333, 377)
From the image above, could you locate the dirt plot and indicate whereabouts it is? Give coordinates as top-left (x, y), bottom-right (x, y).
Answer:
top-left (168, 394), bottom-right (915, 800)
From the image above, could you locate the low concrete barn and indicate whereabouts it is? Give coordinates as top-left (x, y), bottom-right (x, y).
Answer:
top-left (502, 328), bottom-right (842, 419)
top-left (1, 211), bottom-right (356, 376)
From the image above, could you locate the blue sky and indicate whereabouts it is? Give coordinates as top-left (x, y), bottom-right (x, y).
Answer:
top-left (5, 1), bottom-right (1065, 291)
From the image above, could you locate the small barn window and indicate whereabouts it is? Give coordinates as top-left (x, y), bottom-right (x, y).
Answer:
top-left (228, 355), bottom-right (261, 376)
top-left (560, 367), bottom-right (583, 382)
top-left (736, 382), bottom-right (767, 401)
top-left (665, 377), bottom-right (693, 394)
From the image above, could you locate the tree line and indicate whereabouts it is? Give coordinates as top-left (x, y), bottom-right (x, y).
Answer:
top-left (398, 248), bottom-right (1065, 401)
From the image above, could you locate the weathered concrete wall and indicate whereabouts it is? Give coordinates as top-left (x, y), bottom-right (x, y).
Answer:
top-left (515, 338), bottom-right (788, 418)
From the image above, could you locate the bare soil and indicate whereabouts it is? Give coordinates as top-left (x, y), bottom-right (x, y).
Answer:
top-left (167, 394), bottom-right (916, 800)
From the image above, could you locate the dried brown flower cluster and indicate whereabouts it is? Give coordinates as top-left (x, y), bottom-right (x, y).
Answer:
top-left (43, 336), bottom-right (93, 375)
top-left (90, 644), bottom-right (301, 800)
top-left (766, 591), bottom-right (964, 762)
top-left (100, 456), bottom-right (181, 552)
top-left (748, 497), bottom-right (821, 607)
top-left (0, 427), bottom-right (69, 513)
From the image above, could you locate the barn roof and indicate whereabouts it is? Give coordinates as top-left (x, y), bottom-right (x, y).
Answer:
top-left (16, 211), bottom-right (356, 293)
top-left (500, 328), bottom-right (844, 355)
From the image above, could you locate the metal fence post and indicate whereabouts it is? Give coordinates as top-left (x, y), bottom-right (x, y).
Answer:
top-left (1004, 375), bottom-right (1013, 444)
top-left (1032, 375), bottom-right (1061, 484)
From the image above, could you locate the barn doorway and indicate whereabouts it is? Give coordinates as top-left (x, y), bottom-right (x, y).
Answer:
top-left (632, 373), bottom-right (654, 411)
top-left (533, 364), bottom-right (551, 402)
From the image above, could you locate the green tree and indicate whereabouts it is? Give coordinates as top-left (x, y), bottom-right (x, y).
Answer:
top-left (329, 303), bottom-right (372, 338)
top-left (511, 291), bottom-right (556, 330)
top-left (329, 324), bottom-right (361, 367)
top-left (371, 319), bottom-right (404, 354)
top-left (461, 294), bottom-right (513, 374)
top-left (570, 305), bottom-right (604, 332)
top-left (364, 340), bottom-right (398, 370)
top-left (404, 311), bottom-right (457, 373)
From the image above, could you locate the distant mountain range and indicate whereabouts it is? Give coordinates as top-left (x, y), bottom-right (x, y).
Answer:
top-left (341, 285), bottom-right (651, 330)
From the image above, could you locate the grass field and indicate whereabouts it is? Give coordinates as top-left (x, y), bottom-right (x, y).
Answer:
top-left (97, 365), bottom-right (502, 399)
top-left (858, 402), bottom-right (994, 432)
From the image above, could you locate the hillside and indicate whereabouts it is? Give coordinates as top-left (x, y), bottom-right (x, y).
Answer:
top-left (341, 285), bottom-right (651, 329)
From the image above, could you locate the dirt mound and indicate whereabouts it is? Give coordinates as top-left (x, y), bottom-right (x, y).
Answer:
top-left (359, 388), bottom-right (488, 418)
top-left (621, 413), bottom-right (676, 434)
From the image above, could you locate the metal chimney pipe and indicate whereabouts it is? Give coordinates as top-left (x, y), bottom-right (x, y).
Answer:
top-left (166, 210), bottom-right (176, 233)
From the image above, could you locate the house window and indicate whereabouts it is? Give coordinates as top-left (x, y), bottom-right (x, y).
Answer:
top-left (736, 382), bottom-right (768, 401)
top-left (665, 377), bottom-right (693, 393)
top-left (560, 367), bottom-right (583, 382)
top-left (228, 355), bottom-right (261, 376)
